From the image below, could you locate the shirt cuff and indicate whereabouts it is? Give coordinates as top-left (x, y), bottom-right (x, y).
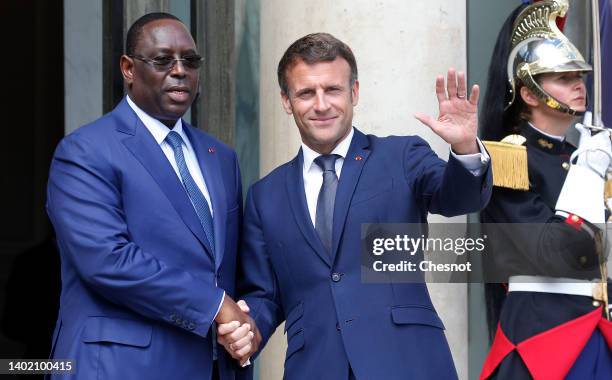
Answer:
top-left (213, 291), bottom-right (226, 320)
top-left (450, 138), bottom-right (490, 176)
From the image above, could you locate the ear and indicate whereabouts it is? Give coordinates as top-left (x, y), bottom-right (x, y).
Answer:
top-left (281, 91), bottom-right (293, 115)
top-left (351, 80), bottom-right (360, 106)
top-left (120, 55), bottom-right (135, 87)
top-left (520, 86), bottom-right (539, 108)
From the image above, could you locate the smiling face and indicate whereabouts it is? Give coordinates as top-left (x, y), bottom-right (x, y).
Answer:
top-left (281, 58), bottom-right (359, 154)
top-left (120, 19), bottom-right (199, 127)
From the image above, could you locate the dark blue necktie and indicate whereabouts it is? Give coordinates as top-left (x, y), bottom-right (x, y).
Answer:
top-left (314, 154), bottom-right (340, 255)
top-left (165, 131), bottom-right (215, 254)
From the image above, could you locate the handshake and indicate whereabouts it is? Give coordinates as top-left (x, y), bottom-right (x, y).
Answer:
top-left (214, 296), bottom-right (262, 366)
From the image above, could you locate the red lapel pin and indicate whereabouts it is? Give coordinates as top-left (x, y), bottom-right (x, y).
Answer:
top-left (208, 147), bottom-right (216, 153)
top-left (355, 155), bottom-right (362, 161)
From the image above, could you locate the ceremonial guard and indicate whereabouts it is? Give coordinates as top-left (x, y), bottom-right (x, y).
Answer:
top-left (479, 1), bottom-right (612, 379)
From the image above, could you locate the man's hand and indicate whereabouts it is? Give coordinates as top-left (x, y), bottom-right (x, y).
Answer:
top-left (415, 68), bottom-right (480, 154)
top-left (216, 300), bottom-right (262, 366)
top-left (215, 295), bottom-right (250, 325)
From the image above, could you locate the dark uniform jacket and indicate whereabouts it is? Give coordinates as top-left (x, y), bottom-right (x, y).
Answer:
top-left (479, 123), bottom-right (612, 379)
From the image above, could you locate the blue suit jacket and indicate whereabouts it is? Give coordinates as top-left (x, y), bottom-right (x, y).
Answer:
top-left (238, 129), bottom-right (492, 380)
top-left (46, 98), bottom-right (244, 379)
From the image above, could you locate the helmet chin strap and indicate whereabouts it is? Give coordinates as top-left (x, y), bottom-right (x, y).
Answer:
top-left (517, 63), bottom-right (586, 117)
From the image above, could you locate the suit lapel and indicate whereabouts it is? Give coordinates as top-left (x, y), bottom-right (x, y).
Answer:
top-left (114, 99), bottom-right (215, 261)
top-left (286, 151), bottom-right (332, 267)
top-left (331, 129), bottom-right (371, 261)
top-left (183, 125), bottom-right (227, 270)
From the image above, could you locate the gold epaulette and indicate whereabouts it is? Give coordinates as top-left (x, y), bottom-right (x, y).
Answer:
top-left (605, 178), bottom-right (612, 200)
top-left (483, 135), bottom-right (529, 191)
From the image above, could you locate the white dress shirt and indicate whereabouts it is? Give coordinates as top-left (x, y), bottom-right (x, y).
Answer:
top-left (301, 127), bottom-right (490, 226)
top-left (127, 96), bottom-right (213, 216)
top-left (126, 96), bottom-right (224, 316)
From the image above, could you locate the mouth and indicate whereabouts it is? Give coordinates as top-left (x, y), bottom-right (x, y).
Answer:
top-left (165, 86), bottom-right (191, 103)
top-left (310, 116), bottom-right (338, 125)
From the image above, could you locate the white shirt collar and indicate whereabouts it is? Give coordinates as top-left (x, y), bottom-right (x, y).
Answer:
top-left (527, 121), bottom-right (565, 142)
top-left (126, 95), bottom-right (186, 145)
top-left (302, 127), bottom-right (354, 171)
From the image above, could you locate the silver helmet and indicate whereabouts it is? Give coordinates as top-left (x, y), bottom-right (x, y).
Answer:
top-left (507, 0), bottom-right (592, 115)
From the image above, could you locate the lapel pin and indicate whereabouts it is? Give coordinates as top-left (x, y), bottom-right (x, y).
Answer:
top-left (208, 147), bottom-right (216, 153)
top-left (355, 155), bottom-right (362, 161)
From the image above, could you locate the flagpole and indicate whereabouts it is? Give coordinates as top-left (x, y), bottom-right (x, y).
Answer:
top-left (591, 0), bottom-right (612, 321)
top-left (592, 0), bottom-right (603, 127)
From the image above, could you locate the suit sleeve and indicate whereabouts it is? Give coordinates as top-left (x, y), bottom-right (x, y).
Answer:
top-left (403, 136), bottom-right (492, 217)
top-left (46, 135), bottom-right (224, 338)
top-left (236, 187), bottom-right (284, 353)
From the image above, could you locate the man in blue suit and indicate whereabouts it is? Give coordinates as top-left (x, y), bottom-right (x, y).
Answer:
top-left (220, 33), bottom-right (492, 379)
top-left (47, 13), bottom-right (255, 379)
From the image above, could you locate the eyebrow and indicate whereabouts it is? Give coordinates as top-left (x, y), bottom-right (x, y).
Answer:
top-left (294, 87), bottom-right (314, 97)
top-left (153, 47), bottom-right (199, 55)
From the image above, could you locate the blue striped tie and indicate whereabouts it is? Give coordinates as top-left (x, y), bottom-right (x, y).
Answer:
top-left (165, 131), bottom-right (215, 255)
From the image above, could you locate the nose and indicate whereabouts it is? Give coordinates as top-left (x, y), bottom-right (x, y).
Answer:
top-left (170, 59), bottom-right (187, 78)
top-left (573, 78), bottom-right (587, 96)
top-left (313, 91), bottom-right (330, 112)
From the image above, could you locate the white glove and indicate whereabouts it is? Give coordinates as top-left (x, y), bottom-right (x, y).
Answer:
top-left (572, 113), bottom-right (612, 177)
top-left (556, 113), bottom-right (612, 224)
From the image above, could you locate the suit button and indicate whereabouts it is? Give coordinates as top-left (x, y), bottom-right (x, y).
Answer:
top-left (331, 273), bottom-right (341, 282)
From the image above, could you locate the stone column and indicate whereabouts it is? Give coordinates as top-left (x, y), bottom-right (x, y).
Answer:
top-left (193, 0), bottom-right (236, 144)
top-left (124, 0), bottom-right (170, 29)
top-left (64, 0), bottom-right (103, 134)
top-left (258, 1), bottom-right (469, 379)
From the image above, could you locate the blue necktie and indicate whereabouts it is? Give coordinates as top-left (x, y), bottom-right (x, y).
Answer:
top-left (314, 154), bottom-right (340, 255)
top-left (165, 131), bottom-right (215, 255)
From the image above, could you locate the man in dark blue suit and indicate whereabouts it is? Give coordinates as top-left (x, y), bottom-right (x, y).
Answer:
top-left (47, 13), bottom-right (255, 379)
top-left (220, 33), bottom-right (492, 379)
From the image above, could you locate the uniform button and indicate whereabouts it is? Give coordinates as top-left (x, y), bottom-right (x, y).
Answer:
top-left (579, 256), bottom-right (588, 265)
top-left (331, 273), bottom-right (342, 282)
top-left (593, 301), bottom-right (601, 307)
top-left (562, 162), bottom-right (570, 170)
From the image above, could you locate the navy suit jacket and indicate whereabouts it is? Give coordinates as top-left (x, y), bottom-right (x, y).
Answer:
top-left (46, 98), bottom-right (244, 379)
top-left (238, 128), bottom-right (492, 379)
